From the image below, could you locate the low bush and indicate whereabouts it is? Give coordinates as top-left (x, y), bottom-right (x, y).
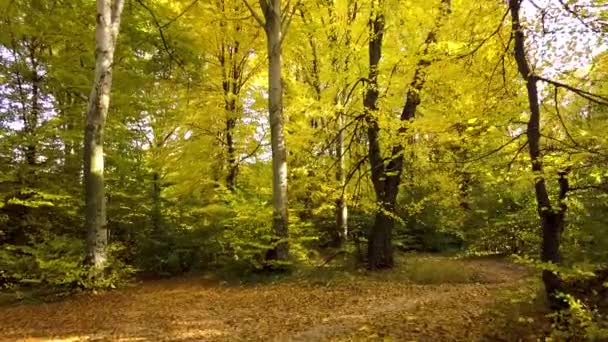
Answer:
top-left (1, 234), bottom-right (134, 291)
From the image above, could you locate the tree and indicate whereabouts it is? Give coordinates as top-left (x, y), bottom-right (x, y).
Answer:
top-left (362, 0), bottom-right (388, 268)
top-left (326, 0), bottom-right (358, 247)
top-left (243, 0), bottom-right (298, 262)
top-left (508, 0), bottom-right (608, 308)
top-left (84, 0), bottom-right (125, 268)
top-left (365, 0), bottom-right (451, 269)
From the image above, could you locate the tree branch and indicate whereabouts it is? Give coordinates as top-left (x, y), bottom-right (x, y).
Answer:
top-left (553, 86), bottom-right (578, 147)
top-left (242, 0), bottom-right (265, 27)
top-left (160, 0), bottom-right (200, 29)
top-left (462, 131), bottom-right (526, 164)
top-left (135, 0), bottom-right (185, 67)
top-left (537, 76), bottom-right (608, 106)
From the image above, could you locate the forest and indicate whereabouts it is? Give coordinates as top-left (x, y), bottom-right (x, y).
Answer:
top-left (1, 0), bottom-right (608, 340)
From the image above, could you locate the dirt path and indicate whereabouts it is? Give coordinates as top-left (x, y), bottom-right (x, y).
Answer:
top-left (0, 257), bottom-right (532, 341)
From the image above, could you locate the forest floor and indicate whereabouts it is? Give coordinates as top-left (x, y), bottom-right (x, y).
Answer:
top-left (0, 254), bottom-right (550, 341)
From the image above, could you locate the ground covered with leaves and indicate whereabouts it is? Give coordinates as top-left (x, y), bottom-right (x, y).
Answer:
top-left (0, 255), bottom-right (546, 341)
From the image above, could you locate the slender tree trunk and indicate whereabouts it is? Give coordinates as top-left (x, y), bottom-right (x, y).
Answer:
top-left (151, 171), bottom-right (163, 236)
top-left (26, 77), bottom-right (39, 166)
top-left (60, 94), bottom-right (81, 177)
top-left (12, 40), bottom-right (41, 168)
top-left (335, 111), bottom-right (348, 245)
top-left (261, 0), bottom-right (289, 261)
top-left (226, 114), bottom-right (238, 191)
top-left (84, 0), bottom-right (124, 269)
top-left (509, 0), bottom-right (565, 308)
top-left (219, 2), bottom-right (244, 191)
top-left (326, 1), bottom-right (357, 247)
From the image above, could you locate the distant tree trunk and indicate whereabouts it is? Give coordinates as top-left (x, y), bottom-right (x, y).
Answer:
top-left (151, 171), bottom-right (163, 236)
top-left (509, 0), bottom-right (565, 308)
top-left (364, 0), bottom-right (450, 269)
top-left (60, 94), bottom-right (81, 178)
top-left (11, 39), bottom-right (42, 168)
top-left (26, 70), bottom-right (39, 166)
top-left (260, 0), bottom-right (289, 261)
top-left (84, 0), bottom-right (124, 269)
top-left (219, 1), bottom-right (246, 192)
top-left (226, 115), bottom-right (238, 191)
top-left (326, 1), bottom-right (357, 247)
top-left (335, 110), bottom-right (348, 245)
top-left (223, 47), bottom-right (242, 192)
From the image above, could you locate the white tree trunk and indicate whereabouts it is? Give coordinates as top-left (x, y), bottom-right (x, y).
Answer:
top-left (84, 0), bottom-right (124, 269)
top-left (261, 0), bottom-right (289, 261)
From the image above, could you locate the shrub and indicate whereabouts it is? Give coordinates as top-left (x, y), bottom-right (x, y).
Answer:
top-left (0, 234), bottom-right (134, 291)
top-left (549, 294), bottom-right (608, 340)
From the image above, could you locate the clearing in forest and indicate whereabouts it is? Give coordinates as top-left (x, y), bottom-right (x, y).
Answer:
top-left (0, 255), bottom-right (542, 342)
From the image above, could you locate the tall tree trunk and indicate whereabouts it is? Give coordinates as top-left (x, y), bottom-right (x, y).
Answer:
top-left (364, 0), bottom-right (392, 269)
top-left (260, 0), bottom-right (289, 261)
top-left (84, 0), bottom-right (124, 269)
top-left (509, 0), bottom-right (565, 308)
top-left (220, 1), bottom-right (244, 192)
top-left (364, 0), bottom-right (450, 269)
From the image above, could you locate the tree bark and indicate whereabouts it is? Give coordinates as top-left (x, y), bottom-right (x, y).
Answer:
top-left (11, 39), bottom-right (42, 168)
top-left (224, 45), bottom-right (242, 191)
top-left (151, 171), bottom-right (163, 236)
top-left (219, 1), bottom-right (246, 191)
top-left (335, 110), bottom-right (348, 245)
top-left (260, 0), bottom-right (289, 261)
top-left (363, 0), bottom-right (392, 269)
top-left (364, 0), bottom-right (450, 270)
top-left (329, 1), bottom-right (357, 247)
top-left (509, 0), bottom-right (565, 308)
top-left (84, 0), bottom-right (124, 269)
top-left (226, 115), bottom-right (238, 191)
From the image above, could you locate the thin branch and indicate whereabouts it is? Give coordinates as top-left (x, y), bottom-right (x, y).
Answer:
top-left (570, 183), bottom-right (608, 193)
top-left (160, 0), bottom-right (200, 29)
top-left (242, 0), bottom-right (265, 27)
top-left (557, 0), bottom-right (607, 34)
top-left (340, 155), bottom-right (368, 199)
top-left (462, 131), bottom-right (526, 163)
top-left (553, 86), bottom-right (578, 147)
top-left (507, 140), bottom-right (528, 171)
top-left (281, 0), bottom-right (302, 43)
top-left (537, 76), bottom-right (608, 106)
top-left (135, 0), bottom-right (185, 68)
top-left (239, 129), bottom-right (269, 162)
top-left (344, 77), bottom-right (368, 105)
top-left (455, 7), bottom-right (510, 59)
top-left (160, 126), bottom-right (178, 147)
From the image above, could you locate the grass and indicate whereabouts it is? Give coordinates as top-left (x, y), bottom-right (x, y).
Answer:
top-left (402, 255), bottom-right (482, 284)
top-left (213, 252), bottom-right (503, 287)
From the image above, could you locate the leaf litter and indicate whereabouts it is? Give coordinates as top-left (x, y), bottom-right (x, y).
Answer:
top-left (0, 257), bottom-right (532, 341)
